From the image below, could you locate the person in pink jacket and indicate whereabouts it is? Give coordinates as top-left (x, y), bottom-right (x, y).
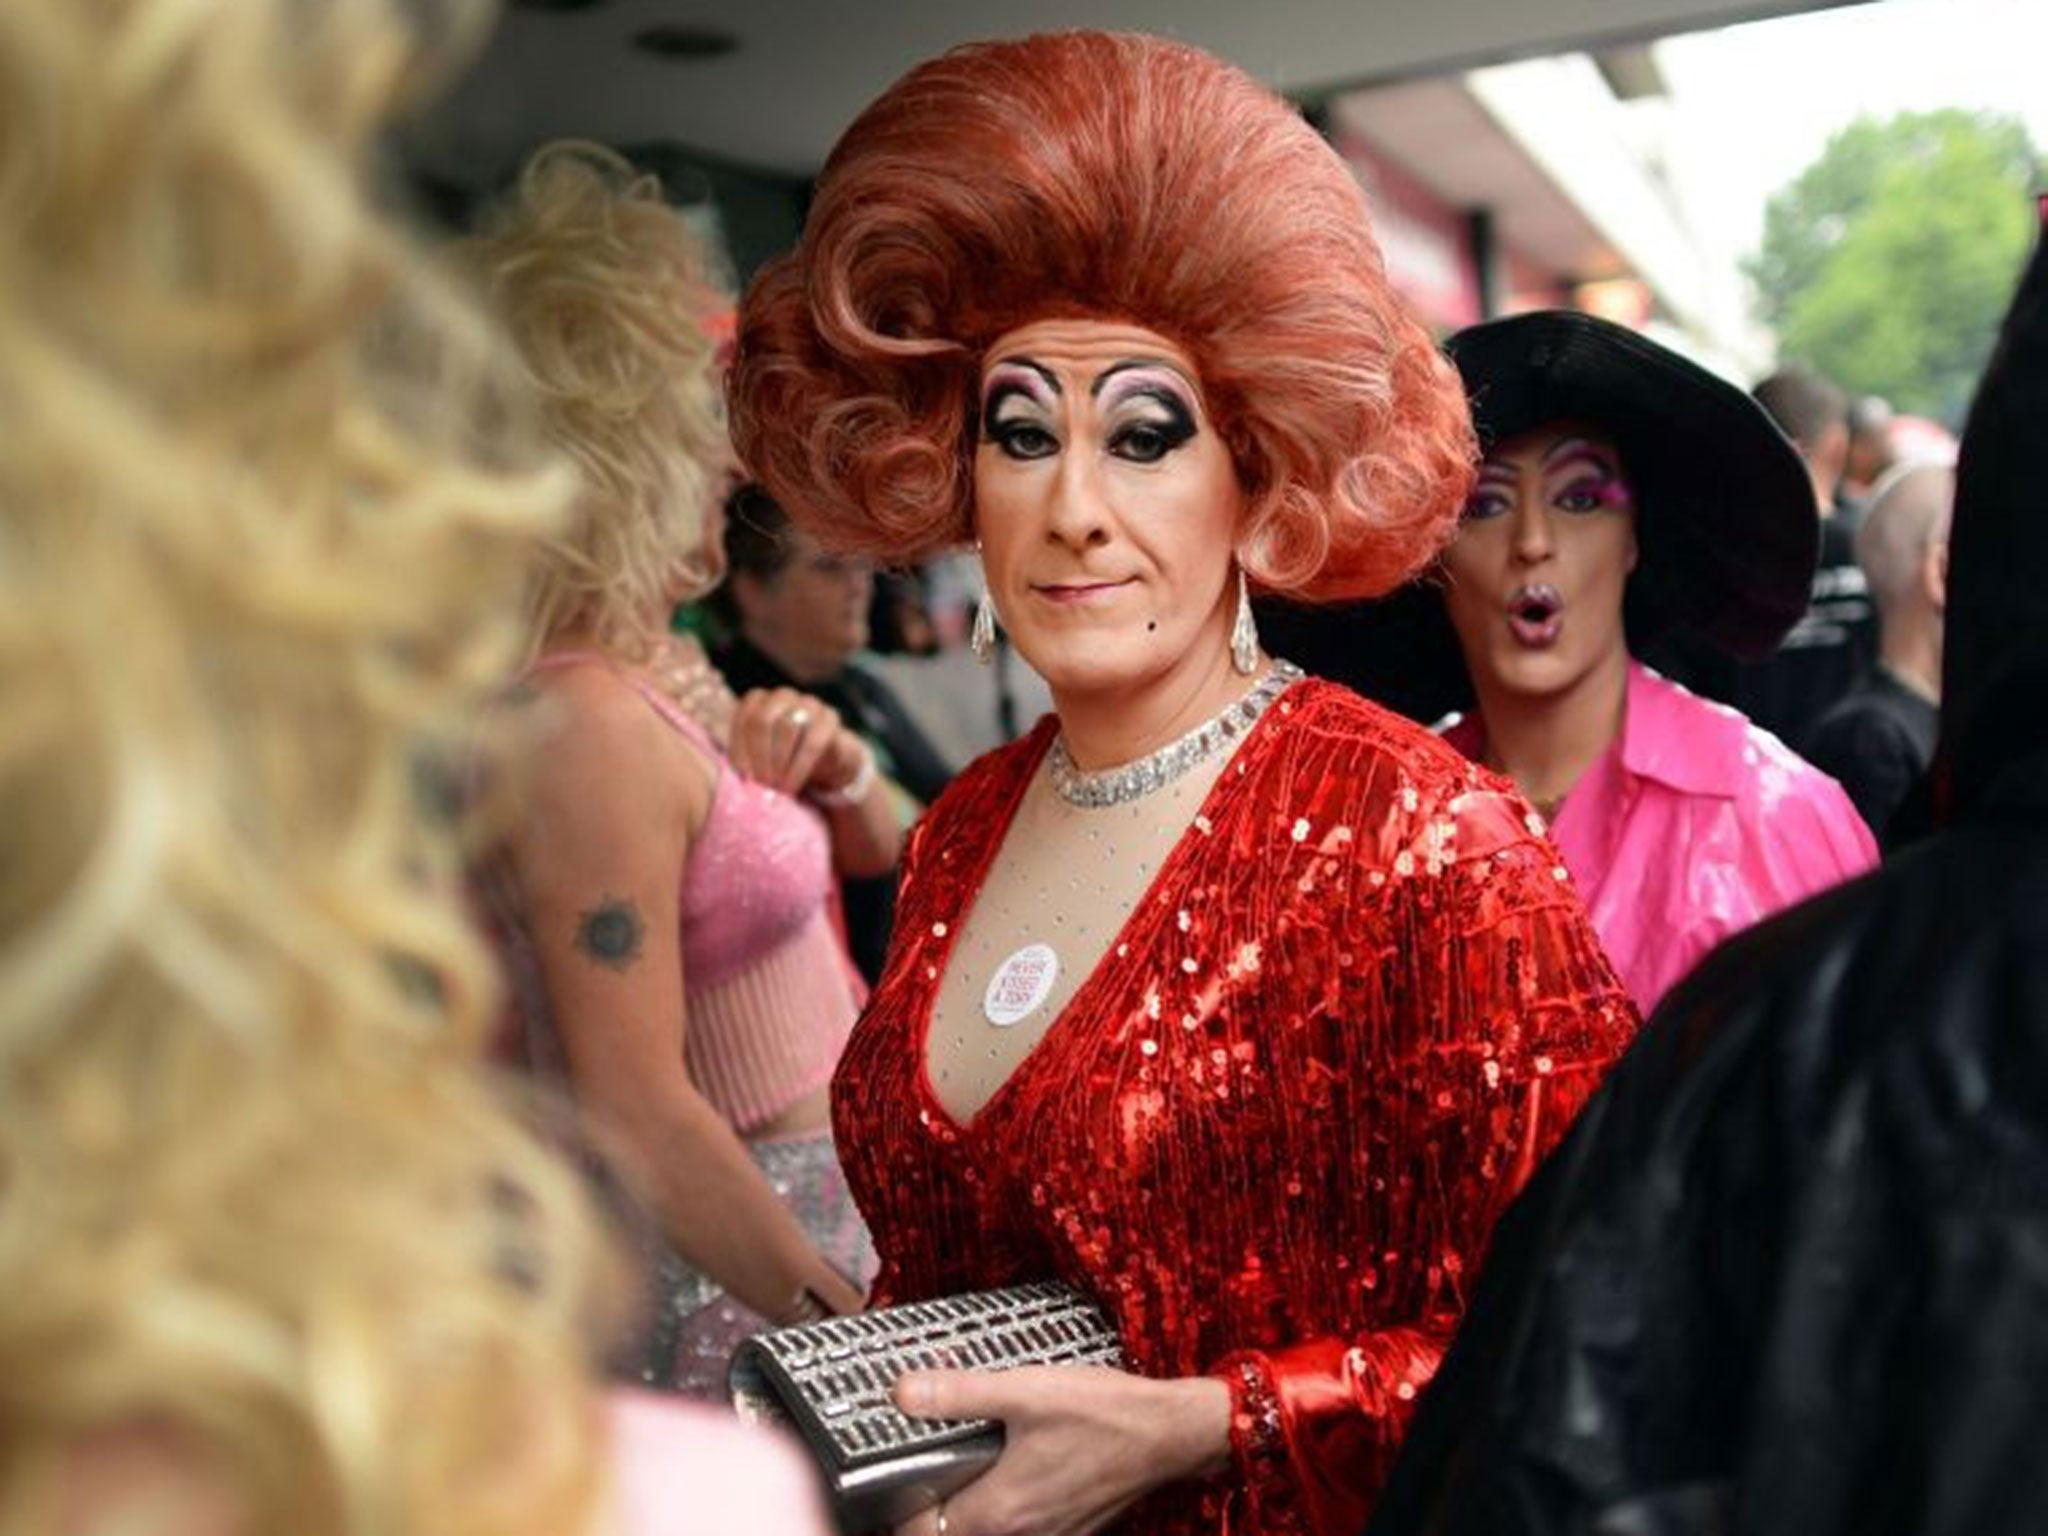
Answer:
top-left (1427, 312), bottom-right (1878, 1012)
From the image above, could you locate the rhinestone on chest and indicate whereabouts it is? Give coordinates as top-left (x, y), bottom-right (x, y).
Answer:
top-left (956, 794), bottom-right (1168, 1039)
top-left (931, 809), bottom-right (1186, 1107)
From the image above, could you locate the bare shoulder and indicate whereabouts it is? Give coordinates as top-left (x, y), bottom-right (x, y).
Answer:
top-left (507, 666), bottom-right (714, 831)
top-left (513, 665), bottom-right (671, 758)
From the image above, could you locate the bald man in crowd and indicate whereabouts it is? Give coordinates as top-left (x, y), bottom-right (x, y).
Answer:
top-left (1802, 463), bottom-right (1954, 842)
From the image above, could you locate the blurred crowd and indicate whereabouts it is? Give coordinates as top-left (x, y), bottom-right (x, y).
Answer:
top-left (4, 4), bottom-right (2044, 1536)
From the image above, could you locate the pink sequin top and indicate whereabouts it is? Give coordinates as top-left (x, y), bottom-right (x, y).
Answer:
top-left (1444, 662), bottom-right (1879, 1013)
top-left (516, 655), bottom-right (864, 1132)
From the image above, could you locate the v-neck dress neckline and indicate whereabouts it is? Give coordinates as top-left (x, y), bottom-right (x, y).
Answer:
top-left (829, 678), bottom-right (1639, 1535)
top-left (913, 681), bottom-right (1299, 1136)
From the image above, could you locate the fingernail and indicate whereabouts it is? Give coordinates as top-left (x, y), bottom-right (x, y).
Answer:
top-left (896, 1375), bottom-right (931, 1414)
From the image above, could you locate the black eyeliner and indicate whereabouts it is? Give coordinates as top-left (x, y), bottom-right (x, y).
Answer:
top-left (981, 381), bottom-right (1038, 439)
top-left (1115, 386), bottom-right (1198, 450)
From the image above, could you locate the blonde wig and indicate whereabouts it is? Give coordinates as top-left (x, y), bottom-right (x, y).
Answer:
top-left (466, 142), bottom-right (734, 661)
top-left (0, 3), bottom-right (627, 1534)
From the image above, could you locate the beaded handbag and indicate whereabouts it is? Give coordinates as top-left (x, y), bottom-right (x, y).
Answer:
top-left (728, 1281), bottom-right (1123, 1534)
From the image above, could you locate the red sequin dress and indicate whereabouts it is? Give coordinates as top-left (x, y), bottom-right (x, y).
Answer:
top-left (832, 680), bottom-right (1637, 1535)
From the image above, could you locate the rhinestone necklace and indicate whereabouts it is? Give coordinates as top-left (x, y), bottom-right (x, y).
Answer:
top-left (1047, 659), bottom-right (1303, 809)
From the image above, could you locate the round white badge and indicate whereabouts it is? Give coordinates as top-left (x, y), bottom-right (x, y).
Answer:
top-left (983, 942), bottom-right (1060, 1028)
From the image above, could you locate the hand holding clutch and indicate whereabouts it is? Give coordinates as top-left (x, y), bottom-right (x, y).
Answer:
top-left (728, 1283), bottom-right (1122, 1534)
top-left (887, 1364), bottom-right (1232, 1536)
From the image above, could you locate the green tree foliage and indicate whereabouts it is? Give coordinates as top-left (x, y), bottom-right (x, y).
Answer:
top-left (1748, 110), bottom-right (2038, 425)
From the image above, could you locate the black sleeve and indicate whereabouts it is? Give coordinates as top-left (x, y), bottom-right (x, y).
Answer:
top-left (1802, 708), bottom-right (1920, 837)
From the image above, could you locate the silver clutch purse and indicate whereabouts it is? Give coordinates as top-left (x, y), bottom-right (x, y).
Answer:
top-left (728, 1281), bottom-right (1123, 1534)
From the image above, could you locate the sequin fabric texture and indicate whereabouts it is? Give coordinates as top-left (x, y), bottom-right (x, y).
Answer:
top-left (832, 681), bottom-right (1638, 1535)
top-left (642, 1130), bottom-right (875, 1399)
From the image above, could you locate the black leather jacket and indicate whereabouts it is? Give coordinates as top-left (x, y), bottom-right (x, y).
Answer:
top-left (1369, 751), bottom-right (2048, 1536)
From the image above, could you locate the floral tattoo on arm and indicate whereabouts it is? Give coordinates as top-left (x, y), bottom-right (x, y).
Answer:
top-left (575, 894), bottom-right (645, 972)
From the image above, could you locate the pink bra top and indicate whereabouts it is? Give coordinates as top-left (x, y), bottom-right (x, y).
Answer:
top-left (520, 654), bottom-right (862, 1131)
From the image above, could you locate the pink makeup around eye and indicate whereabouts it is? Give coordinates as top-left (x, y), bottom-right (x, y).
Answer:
top-left (981, 360), bottom-right (1058, 412)
top-left (1544, 447), bottom-right (1631, 507)
top-left (1095, 364), bottom-right (1199, 417)
top-left (1579, 478), bottom-right (1634, 510)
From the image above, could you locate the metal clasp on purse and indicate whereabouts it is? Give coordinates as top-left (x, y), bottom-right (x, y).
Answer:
top-left (728, 1281), bottom-right (1123, 1535)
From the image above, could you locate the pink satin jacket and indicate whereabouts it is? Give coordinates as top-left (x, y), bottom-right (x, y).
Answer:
top-left (1446, 663), bottom-right (1878, 1013)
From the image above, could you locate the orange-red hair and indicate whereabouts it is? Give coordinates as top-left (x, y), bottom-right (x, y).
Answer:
top-left (732, 31), bottom-right (1475, 601)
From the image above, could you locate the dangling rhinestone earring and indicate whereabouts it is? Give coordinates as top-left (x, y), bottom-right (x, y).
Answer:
top-left (971, 540), bottom-right (997, 665)
top-left (1230, 564), bottom-right (1259, 676)
top-left (971, 589), bottom-right (997, 664)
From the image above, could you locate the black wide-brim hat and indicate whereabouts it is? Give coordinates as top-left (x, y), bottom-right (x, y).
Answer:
top-left (1261, 311), bottom-right (1819, 724)
top-left (1449, 310), bottom-right (1816, 657)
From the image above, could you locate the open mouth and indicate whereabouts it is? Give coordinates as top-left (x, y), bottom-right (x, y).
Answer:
top-left (1506, 584), bottom-right (1564, 648)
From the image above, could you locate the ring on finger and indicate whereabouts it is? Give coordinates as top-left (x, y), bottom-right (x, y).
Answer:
top-left (785, 707), bottom-right (812, 735)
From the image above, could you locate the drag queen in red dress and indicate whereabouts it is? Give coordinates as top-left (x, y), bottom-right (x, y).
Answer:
top-left (732, 33), bottom-right (1637, 1536)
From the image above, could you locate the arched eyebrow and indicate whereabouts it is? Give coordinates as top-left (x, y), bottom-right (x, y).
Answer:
top-left (983, 358), bottom-right (1060, 406)
top-left (1540, 437), bottom-right (1620, 474)
top-left (1094, 360), bottom-right (1201, 418)
top-left (1091, 357), bottom-right (1196, 396)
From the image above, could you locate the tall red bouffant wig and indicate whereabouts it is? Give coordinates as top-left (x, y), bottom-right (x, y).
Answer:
top-left (731, 31), bottom-right (1475, 601)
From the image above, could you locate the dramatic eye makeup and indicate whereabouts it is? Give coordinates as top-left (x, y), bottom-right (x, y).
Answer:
top-left (1094, 364), bottom-right (1200, 464)
top-left (1461, 462), bottom-right (1518, 521)
top-left (1542, 439), bottom-right (1632, 514)
top-left (979, 356), bottom-right (1205, 464)
top-left (981, 360), bottom-right (1062, 459)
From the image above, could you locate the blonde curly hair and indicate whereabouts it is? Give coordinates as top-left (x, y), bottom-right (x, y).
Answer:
top-left (0, 3), bottom-right (627, 1534)
top-left (466, 142), bottom-right (734, 662)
